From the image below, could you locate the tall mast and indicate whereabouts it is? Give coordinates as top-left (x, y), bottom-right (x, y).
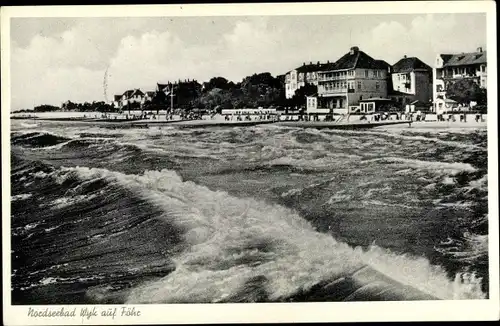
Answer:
top-left (103, 67), bottom-right (109, 103)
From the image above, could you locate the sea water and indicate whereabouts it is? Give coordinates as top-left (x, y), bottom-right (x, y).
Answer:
top-left (10, 120), bottom-right (488, 303)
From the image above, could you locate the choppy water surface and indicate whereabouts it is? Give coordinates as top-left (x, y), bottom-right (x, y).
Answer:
top-left (10, 120), bottom-right (488, 303)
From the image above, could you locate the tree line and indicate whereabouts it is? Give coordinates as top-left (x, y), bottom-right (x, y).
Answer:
top-left (145, 73), bottom-right (317, 113)
top-left (17, 72), bottom-right (317, 113)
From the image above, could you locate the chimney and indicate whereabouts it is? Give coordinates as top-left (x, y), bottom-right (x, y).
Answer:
top-left (477, 47), bottom-right (483, 53)
top-left (403, 55), bottom-right (407, 59)
top-left (350, 46), bottom-right (359, 55)
top-left (303, 62), bottom-right (306, 66)
top-left (317, 61), bottom-right (320, 65)
top-left (327, 60), bottom-right (329, 64)
top-left (310, 61), bottom-right (312, 65)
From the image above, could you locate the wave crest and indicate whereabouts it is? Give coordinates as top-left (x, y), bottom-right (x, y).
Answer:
top-left (60, 167), bottom-right (486, 303)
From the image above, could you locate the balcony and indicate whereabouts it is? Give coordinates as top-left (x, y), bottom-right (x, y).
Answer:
top-left (318, 74), bottom-right (349, 82)
top-left (320, 76), bottom-right (349, 82)
top-left (318, 87), bottom-right (348, 96)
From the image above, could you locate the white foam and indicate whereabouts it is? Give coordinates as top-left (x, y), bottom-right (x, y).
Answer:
top-left (20, 122), bottom-right (39, 128)
top-left (468, 174), bottom-right (488, 192)
top-left (49, 194), bottom-right (98, 209)
top-left (11, 193), bottom-right (32, 201)
top-left (364, 157), bottom-right (477, 176)
top-left (328, 128), bottom-right (485, 150)
top-left (63, 167), bottom-right (486, 303)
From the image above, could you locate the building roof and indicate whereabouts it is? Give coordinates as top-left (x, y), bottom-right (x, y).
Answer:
top-left (122, 89), bottom-right (144, 98)
top-left (392, 56), bottom-right (432, 73)
top-left (294, 62), bottom-right (328, 73)
top-left (319, 47), bottom-right (388, 72)
top-left (113, 95), bottom-right (121, 101)
top-left (439, 54), bottom-right (454, 62)
top-left (145, 91), bottom-right (155, 97)
top-left (442, 51), bottom-right (487, 67)
top-left (375, 59), bottom-right (391, 69)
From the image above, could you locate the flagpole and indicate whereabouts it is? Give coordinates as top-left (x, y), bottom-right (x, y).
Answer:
top-left (170, 86), bottom-right (174, 113)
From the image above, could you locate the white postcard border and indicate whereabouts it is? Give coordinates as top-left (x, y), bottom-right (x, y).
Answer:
top-left (2, 1), bottom-right (498, 324)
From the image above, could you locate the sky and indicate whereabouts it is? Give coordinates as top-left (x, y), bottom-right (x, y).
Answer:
top-left (10, 13), bottom-right (486, 110)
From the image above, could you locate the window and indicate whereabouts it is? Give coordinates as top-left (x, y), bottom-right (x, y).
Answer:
top-left (376, 82), bottom-right (380, 90)
top-left (360, 95), bottom-right (363, 101)
top-left (365, 70), bottom-right (369, 78)
top-left (357, 81), bottom-right (362, 89)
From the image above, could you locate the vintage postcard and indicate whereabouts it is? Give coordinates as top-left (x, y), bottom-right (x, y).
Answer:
top-left (1, 1), bottom-right (499, 324)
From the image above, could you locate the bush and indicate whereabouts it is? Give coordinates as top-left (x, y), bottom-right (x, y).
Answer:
top-left (34, 105), bottom-right (61, 112)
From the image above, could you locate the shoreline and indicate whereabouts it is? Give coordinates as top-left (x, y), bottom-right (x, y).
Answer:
top-left (12, 116), bottom-right (487, 129)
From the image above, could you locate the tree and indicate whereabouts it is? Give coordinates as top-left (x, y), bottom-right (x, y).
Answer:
top-left (34, 104), bottom-right (60, 112)
top-left (290, 84), bottom-right (318, 107)
top-left (446, 79), bottom-right (487, 106)
top-left (203, 77), bottom-right (232, 92)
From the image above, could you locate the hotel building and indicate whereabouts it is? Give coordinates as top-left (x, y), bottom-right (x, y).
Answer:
top-left (311, 46), bottom-right (390, 114)
top-left (433, 47), bottom-right (487, 104)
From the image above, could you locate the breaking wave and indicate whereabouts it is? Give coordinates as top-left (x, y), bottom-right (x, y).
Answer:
top-left (59, 167), bottom-right (486, 302)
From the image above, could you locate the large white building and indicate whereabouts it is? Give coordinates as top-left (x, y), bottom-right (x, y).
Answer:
top-left (313, 46), bottom-right (390, 114)
top-left (433, 47), bottom-right (487, 105)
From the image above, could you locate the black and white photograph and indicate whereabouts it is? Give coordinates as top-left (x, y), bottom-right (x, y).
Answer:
top-left (2, 1), bottom-right (498, 324)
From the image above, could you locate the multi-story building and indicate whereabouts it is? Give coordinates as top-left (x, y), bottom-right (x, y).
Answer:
top-left (389, 56), bottom-right (433, 107)
top-left (314, 46), bottom-right (390, 114)
top-left (433, 47), bottom-right (487, 105)
top-left (285, 61), bottom-right (328, 99)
